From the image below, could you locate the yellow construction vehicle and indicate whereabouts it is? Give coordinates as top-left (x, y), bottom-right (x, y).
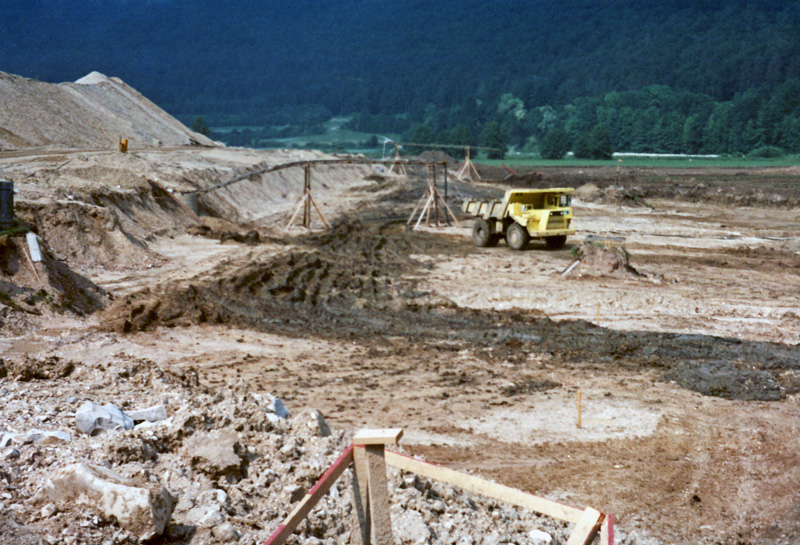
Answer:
top-left (461, 188), bottom-right (575, 250)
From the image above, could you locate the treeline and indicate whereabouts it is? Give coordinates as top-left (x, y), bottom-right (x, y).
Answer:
top-left (344, 79), bottom-right (800, 159)
top-left (2, 0), bottom-right (800, 157)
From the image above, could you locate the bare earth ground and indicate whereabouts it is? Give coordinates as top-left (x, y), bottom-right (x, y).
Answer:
top-left (2, 150), bottom-right (800, 544)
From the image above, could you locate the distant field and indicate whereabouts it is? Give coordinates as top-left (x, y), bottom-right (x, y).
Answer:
top-left (479, 154), bottom-right (800, 169)
top-left (211, 122), bottom-right (800, 168)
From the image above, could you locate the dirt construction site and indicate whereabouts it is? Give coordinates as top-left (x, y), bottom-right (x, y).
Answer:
top-left (1, 72), bottom-right (800, 545)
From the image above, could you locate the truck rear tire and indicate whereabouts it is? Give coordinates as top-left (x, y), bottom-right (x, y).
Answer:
top-left (472, 219), bottom-right (494, 247)
top-left (545, 235), bottom-right (567, 249)
top-left (506, 223), bottom-right (529, 250)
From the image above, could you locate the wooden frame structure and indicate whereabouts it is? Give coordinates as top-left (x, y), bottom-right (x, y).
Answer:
top-left (262, 428), bottom-right (613, 545)
top-left (456, 146), bottom-right (481, 182)
top-left (386, 146), bottom-right (407, 176)
top-left (285, 163), bottom-right (330, 230)
top-left (407, 164), bottom-right (460, 230)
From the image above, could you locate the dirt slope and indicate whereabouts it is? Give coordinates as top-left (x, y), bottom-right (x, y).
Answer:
top-left (0, 71), bottom-right (216, 150)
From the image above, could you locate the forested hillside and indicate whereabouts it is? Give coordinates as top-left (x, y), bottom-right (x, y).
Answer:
top-left (2, 0), bottom-right (799, 155)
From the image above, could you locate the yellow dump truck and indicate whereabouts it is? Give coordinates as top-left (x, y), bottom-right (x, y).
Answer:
top-left (461, 188), bottom-right (575, 250)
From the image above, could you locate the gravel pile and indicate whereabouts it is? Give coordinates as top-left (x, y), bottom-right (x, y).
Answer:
top-left (0, 349), bottom-right (659, 545)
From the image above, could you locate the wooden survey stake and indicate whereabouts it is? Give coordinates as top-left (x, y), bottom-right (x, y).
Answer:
top-left (352, 429), bottom-right (403, 545)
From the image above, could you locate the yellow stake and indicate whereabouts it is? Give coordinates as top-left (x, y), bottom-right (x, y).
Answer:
top-left (577, 390), bottom-right (582, 429)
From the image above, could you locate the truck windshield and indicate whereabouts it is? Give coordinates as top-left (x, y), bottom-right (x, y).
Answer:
top-left (560, 195), bottom-right (572, 207)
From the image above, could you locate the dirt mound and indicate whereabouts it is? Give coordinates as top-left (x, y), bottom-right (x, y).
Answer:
top-left (569, 243), bottom-right (641, 279)
top-left (0, 70), bottom-right (216, 151)
top-left (107, 220), bottom-right (433, 333)
top-left (0, 233), bottom-right (108, 316)
top-left (574, 183), bottom-right (652, 207)
top-left (663, 361), bottom-right (784, 401)
top-left (418, 150), bottom-right (459, 166)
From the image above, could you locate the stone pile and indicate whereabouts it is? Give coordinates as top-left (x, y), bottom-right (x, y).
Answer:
top-left (0, 351), bottom-right (660, 545)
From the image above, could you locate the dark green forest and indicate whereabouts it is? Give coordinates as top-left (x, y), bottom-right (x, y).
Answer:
top-left (2, 0), bottom-right (800, 156)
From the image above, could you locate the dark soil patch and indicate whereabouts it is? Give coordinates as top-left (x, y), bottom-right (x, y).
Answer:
top-left (491, 166), bottom-right (800, 208)
top-left (0, 355), bottom-right (75, 381)
top-left (663, 361), bottom-right (784, 401)
top-left (502, 378), bottom-right (561, 396)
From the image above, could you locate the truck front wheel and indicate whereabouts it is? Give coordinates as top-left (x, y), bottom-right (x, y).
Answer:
top-left (506, 223), bottom-right (529, 250)
top-left (472, 219), bottom-right (496, 247)
top-left (545, 235), bottom-right (567, 249)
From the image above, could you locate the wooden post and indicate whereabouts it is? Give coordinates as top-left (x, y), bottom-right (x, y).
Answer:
top-left (351, 446), bottom-right (371, 545)
top-left (565, 507), bottom-right (604, 545)
top-left (285, 163), bottom-right (329, 231)
top-left (443, 164), bottom-right (449, 224)
top-left (600, 513), bottom-right (614, 545)
top-left (353, 429), bottom-right (403, 545)
top-left (577, 391), bottom-right (582, 430)
top-left (303, 164), bottom-right (311, 228)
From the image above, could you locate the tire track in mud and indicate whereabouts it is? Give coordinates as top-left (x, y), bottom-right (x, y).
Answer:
top-left (104, 215), bottom-right (800, 401)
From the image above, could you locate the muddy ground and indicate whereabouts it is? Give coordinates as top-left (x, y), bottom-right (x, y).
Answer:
top-left (2, 149), bottom-right (800, 544)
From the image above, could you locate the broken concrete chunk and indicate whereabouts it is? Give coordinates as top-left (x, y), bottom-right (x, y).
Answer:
top-left (252, 393), bottom-right (289, 418)
top-left (75, 401), bottom-right (134, 434)
top-left (183, 429), bottom-right (247, 482)
top-left (294, 408), bottom-right (331, 438)
top-left (127, 405), bottom-right (168, 423)
top-left (38, 463), bottom-right (175, 541)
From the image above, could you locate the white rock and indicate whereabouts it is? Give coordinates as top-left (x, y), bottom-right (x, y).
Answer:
top-left (38, 463), bottom-right (175, 540)
top-left (186, 504), bottom-right (224, 527)
top-left (41, 502), bottom-right (58, 518)
top-left (212, 522), bottom-right (240, 542)
top-left (126, 405), bottom-right (168, 423)
top-left (528, 528), bottom-right (553, 543)
top-left (75, 402), bottom-right (134, 434)
top-left (393, 509), bottom-right (431, 545)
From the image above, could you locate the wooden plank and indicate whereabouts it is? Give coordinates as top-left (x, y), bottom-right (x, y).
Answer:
top-left (351, 445), bottom-right (371, 545)
top-left (353, 428), bottom-right (404, 445)
top-left (384, 450), bottom-right (584, 523)
top-left (565, 507), bottom-right (604, 545)
top-left (263, 444), bottom-right (354, 545)
top-left (414, 194), bottom-right (434, 230)
top-left (365, 445), bottom-right (394, 545)
top-left (600, 513), bottom-right (614, 545)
